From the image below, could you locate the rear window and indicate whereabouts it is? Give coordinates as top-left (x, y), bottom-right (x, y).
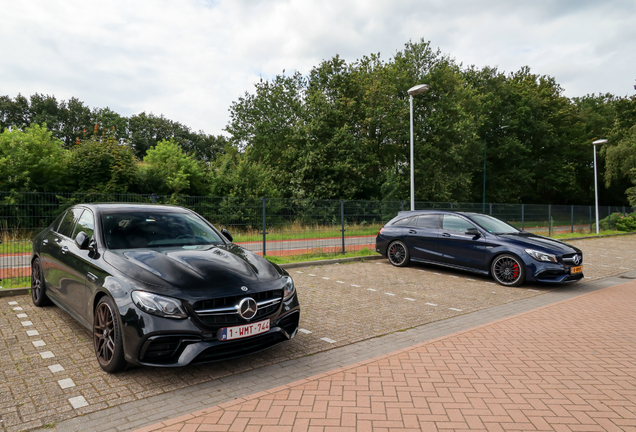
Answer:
top-left (391, 217), bottom-right (415, 226)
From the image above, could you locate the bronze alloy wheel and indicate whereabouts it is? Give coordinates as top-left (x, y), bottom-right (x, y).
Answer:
top-left (93, 297), bottom-right (126, 372)
top-left (387, 240), bottom-right (410, 267)
top-left (492, 254), bottom-right (525, 287)
top-left (31, 258), bottom-right (51, 307)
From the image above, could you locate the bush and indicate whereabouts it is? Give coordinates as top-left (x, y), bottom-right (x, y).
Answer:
top-left (614, 212), bottom-right (636, 232)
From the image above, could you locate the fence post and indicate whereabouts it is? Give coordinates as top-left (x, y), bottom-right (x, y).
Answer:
top-left (589, 206), bottom-right (592, 232)
top-left (262, 198), bottom-right (267, 256)
top-left (401, 201), bottom-right (404, 212)
top-left (608, 206), bottom-right (611, 230)
top-left (571, 205), bottom-right (574, 233)
top-left (489, 203), bottom-right (492, 215)
top-left (151, 193), bottom-right (157, 204)
top-left (548, 205), bottom-right (552, 237)
top-left (450, 202), bottom-right (453, 210)
top-left (521, 204), bottom-right (525, 231)
top-left (341, 200), bottom-right (345, 254)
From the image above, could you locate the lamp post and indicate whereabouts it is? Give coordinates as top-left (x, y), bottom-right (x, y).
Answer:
top-left (592, 138), bottom-right (607, 234)
top-left (408, 84), bottom-right (429, 211)
top-left (483, 125), bottom-right (509, 213)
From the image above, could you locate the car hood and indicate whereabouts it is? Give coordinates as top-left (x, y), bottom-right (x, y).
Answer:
top-left (103, 244), bottom-right (283, 293)
top-left (495, 232), bottom-right (581, 254)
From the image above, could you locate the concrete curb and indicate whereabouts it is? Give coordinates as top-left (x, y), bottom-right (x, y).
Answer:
top-left (279, 254), bottom-right (384, 270)
top-left (0, 287), bottom-right (29, 297)
top-left (558, 231), bottom-right (636, 241)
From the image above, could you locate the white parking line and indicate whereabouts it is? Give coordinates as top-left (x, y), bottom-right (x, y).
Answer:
top-left (466, 279), bottom-right (476, 281)
top-left (322, 277), bottom-right (330, 280)
top-left (367, 288), bottom-right (377, 292)
top-left (486, 282), bottom-right (496, 285)
top-left (449, 308), bottom-right (463, 312)
top-left (404, 298), bottom-right (415, 301)
top-left (26, 330), bottom-right (39, 336)
top-left (600, 265), bottom-right (610, 267)
top-left (384, 293), bottom-right (395, 296)
top-left (616, 257), bottom-right (623, 259)
top-left (336, 281), bottom-right (345, 284)
top-left (58, 378), bottom-right (75, 389)
top-left (32, 340), bottom-right (46, 348)
top-left (40, 351), bottom-right (55, 359)
top-left (425, 303), bottom-right (438, 306)
top-left (449, 276), bottom-right (459, 279)
top-left (68, 396), bottom-right (89, 409)
top-left (295, 271), bottom-right (303, 273)
top-left (298, 328), bottom-right (312, 334)
top-left (351, 284), bottom-right (360, 287)
top-left (8, 301), bottom-right (18, 305)
top-left (12, 307), bottom-right (23, 311)
top-left (308, 274), bottom-right (316, 276)
top-left (320, 337), bottom-right (337, 343)
top-left (528, 289), bottom-right (540, 292)
top-left (21, 321), bottom-right (33, 327)
top-left (620, 267), bottom-right (630, 270)
top-left (433, 273), bottom-right (442, 275)
top-left (48, 364), bottom-right (65, 373)
top-left (16, 313), bottom-right (28, 318)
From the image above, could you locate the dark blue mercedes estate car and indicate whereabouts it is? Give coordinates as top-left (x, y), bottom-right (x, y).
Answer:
top-left (376, 210), bottom-right (583, 286)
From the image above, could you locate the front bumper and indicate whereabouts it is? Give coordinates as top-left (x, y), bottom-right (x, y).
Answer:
top-left (526, 260), bottom-right (584, 284)
top-left (121, 295), bottom-right (300, 367)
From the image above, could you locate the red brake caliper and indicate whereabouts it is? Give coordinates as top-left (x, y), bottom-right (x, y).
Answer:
top-left (512, 262), bottom-right (519, 278)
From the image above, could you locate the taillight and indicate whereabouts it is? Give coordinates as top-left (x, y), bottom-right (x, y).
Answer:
top-left (378, 228), bottom-right (385, 235)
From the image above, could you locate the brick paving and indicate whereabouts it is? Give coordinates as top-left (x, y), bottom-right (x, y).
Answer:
top-left (137, 277), bottom-right (636, 432)
top-left (0, 235), bottom-right (630, 431)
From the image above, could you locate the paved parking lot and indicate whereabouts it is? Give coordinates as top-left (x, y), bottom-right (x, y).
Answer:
top-left (0, 235), bottom-right (635, 431)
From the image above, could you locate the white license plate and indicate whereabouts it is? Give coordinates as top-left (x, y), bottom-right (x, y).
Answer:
top-left (219, 319), bottom-right (270, 341)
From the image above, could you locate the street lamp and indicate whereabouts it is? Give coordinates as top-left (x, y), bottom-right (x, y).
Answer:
top-left (592, 138), bottom-right (608, 234)
top-left (483, 125), bottom-right (509, 213)
top-left (408, 84), bottom-right (429, 211)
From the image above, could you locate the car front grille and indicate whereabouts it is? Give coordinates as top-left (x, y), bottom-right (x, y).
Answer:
top-left (562, 253), bottom-right (583, 265)
top-left (193, 290), bottom-right (283, 326)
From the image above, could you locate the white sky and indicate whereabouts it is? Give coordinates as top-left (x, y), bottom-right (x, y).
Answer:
top-left (1, 0), bottom-right (634, 136)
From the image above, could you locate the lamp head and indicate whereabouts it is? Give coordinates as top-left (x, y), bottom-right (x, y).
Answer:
top-left (592, 139), bottom-right (608, 145)
top-left (408, 84), bottom-right (430, 96)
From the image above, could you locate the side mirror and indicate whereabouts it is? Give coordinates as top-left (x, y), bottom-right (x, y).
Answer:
top-left (465, 227), bottom-right (481, 237)
top-left (221, 228), bottom-right (233, 242)
top-left (75, 231), bottom-right (91, 249)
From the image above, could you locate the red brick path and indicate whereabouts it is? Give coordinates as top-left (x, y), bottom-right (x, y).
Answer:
top-left (137, 280), bottom-right (636, 432)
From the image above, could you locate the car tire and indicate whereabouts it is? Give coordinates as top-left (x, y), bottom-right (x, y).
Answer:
top-left (387, 240), bottom-right (410, 267)
top-left (31, 258), bottom-right (52, 307)
top-left (491, 254), bottom-right (525, 287)
top-left (94, 296), bottom-right (127, 373)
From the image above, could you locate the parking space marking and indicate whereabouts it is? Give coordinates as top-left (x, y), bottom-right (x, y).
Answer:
top-left (336, 281), bottom-right (345, 284)
top-left (58, 378), bottom-right (76, 389)
top-left (26, 330), bottom-right (39, 336)
top-left (425, 303), bottom-right (438, 306)
top-left (404, 298), bottom-right (416, 301)
top-left (351, 284), bottom-right (360, 287)
top-left (528, 289), bottom-right (540, 292)
top-left (620, 267), bottom-right (630, 270)
top-left (17, 313), bottom-right (28, 318)
top-left (295, 271), bottom-right (303, 273)
top-left (68, 396), bottom-right (88, 409)
top-left (21, 321), bottom-right (33, 327)
top-left (601, 265), bottom-right (610, 267)
top-left (433, 273), bottom-right (442, 275)
top-left (486, 282), bottom-right (496, 285)
top-left (40, 351), bottom-right (55, 359)
top-left (308, 274), bottom-right (316, 276)
top-left (320, 337), bottom-right (337, 343)
top-left (322, 277), bottom-right (330, 280)
top-left (32, 340), bottom-right (46, 348)
top-left (449, 276), bottom-right (459, 279)
top-left (12, 306), bottom-right (23, 311)
top-left (466, 278), bottom-right (476, 281)
top-left (298, 328), bottom-right (312, 334)
top-left (384, 293), bottom-right (395, 296)
top-left (48, 364), bottom-right (65, 373)
top-left (367, 288), bottom-right (377, 292)
top-left (616, 257), bottom-right (623, 259)
top-left (449, 308), bottom-right (463, 312)
top-left (8, 301), bottom-right (18, 305)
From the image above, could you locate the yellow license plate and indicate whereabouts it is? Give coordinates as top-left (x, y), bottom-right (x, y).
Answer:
top-left (571, 266), bottom-right (582, 274)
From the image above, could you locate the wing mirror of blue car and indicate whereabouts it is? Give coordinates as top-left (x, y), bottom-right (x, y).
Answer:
top-left (75, 231), bottom-right (91, 249)
top-left (465, 227), bottom-right (481, 237)
top-left (221, 228), bottom-right (233, 242)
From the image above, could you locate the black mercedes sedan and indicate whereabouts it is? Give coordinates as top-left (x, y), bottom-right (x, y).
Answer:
top-left (31, 204), bottom-right (300, 373)
top-left (376, 210), bottom-right (583, 287)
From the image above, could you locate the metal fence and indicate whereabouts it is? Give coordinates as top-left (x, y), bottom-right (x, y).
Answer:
top-left (0, 190), bottom-right (633, 289)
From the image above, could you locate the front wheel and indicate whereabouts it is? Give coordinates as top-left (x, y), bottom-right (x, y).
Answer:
top-left (491, 254), bottom-right (525, 287)
top-left (94, 296), bottom-right (127, 373)
top-left (387, 241), bottom-right (410, 267)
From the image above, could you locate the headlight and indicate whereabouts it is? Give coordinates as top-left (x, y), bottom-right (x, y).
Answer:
top-left (131, 291), bottom-right (188, 319)
top-left (525, 249), bottom-right (558, 263)
top-left (283, 276), bottom-right (295, 300)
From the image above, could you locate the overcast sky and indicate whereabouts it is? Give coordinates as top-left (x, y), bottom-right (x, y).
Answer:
top-left (1, 0), bottom-right (634, 136)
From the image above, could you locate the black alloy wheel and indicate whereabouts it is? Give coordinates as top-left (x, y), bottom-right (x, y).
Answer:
top-left (93, 297), bottom-right (127, 373)
top-left (491, 254), bottom-right (525, 287)
top-left (31, 258), bottom-right (51, 307)
top-left (387, 240), bottom-right (410, 267)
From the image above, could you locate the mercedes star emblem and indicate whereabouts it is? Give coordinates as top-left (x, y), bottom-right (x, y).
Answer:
top-left (241, 286), bottom-right (248, 292)
top-left (237, 297), bottom-right (257, 320)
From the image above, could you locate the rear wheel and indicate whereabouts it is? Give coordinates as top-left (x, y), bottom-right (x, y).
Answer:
top-left (387, 241), bottom-right (410, 267)
top-left (93, 296), bottom-right (127, 373)
top-left (31, 258), bottom-right (51, 307)
top-left (491, 254), bottom-right (525, 286)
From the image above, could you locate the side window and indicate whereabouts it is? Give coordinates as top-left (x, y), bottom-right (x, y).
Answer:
top-left (391, 217), bottom-right (415, 226)
top-left (72, 210), bottom-right (95, 240)
top-left (415, 215), bottom-right (440, 229)
top-left (50, 211), bottom-right (67, 232)
top-left (58, 208), bottom-right (84, 238)
top-left (442, 215), bottom-right (475, 233)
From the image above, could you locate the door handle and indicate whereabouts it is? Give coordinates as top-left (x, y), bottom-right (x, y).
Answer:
top-left (87, 272), bottom-right (98, 282)
top-left (42, 239), bottom-right (49, 245)
top-left (442, 233), bottom-right (451, 237)
top-left (61, 246), bottom-right (69, 254)
top-left (408, 230), bottom-right (417, 234)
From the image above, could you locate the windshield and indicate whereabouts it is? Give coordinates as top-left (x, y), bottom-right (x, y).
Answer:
top-left (101, 211), bottom-right (225, 249)
top-left (468, 214), bottom-right (520, 234)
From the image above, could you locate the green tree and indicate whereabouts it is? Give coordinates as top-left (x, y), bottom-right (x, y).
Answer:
top-left (140, 139), bottom-right (208, 195)
top-left (0, 124), bottom-right (68, 191)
